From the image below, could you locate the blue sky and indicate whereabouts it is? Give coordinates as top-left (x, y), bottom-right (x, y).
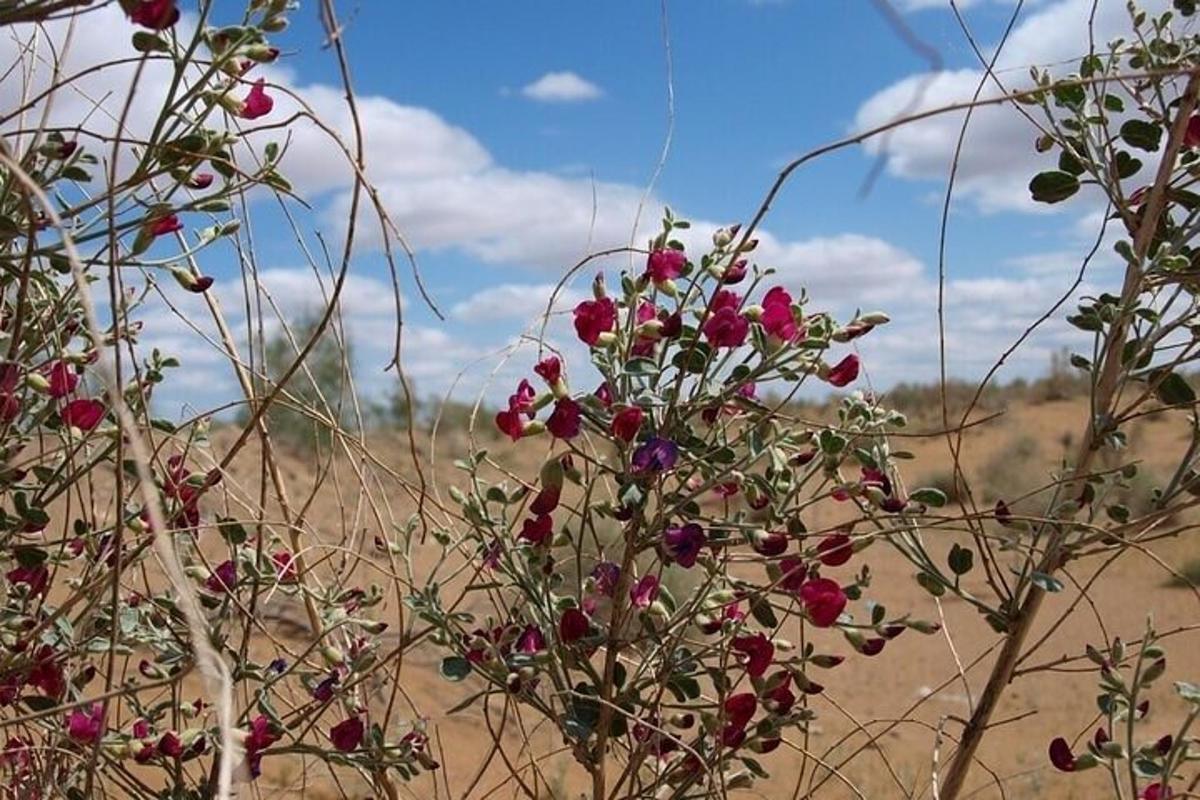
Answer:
top-left (12, 0), bottom-right (1164, 415)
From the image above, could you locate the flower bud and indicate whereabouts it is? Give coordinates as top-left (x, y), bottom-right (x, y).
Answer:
top-left (741, 304), bottom-right (764, 322)
top-left (321, 645), bottom-right (345, 667)
top-left (592, 273), bottom-right (607, 300)
top-left (712, 225), bottom-right (739, 248)
top-left (539, 458), bottom-right (565, 491)
top-left (521, 420), bottom-right (547, 438)
top-left (860, 311), bottom-right (890, 326)
top-left (25, 373), bottom-right (49, 393)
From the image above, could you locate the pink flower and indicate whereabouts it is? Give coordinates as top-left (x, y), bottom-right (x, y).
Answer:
top-left (798, 578), bottom-right (846, 627)
top-left (1142, 783), bottom-right (1173, 800)
top-left (205, 560), bottom-right (236, 593)
top-left (721, 693), bottom-right (757, 747)
top-left (244, 715), bottom-right (280, 778)
top-left (494, 409), bottom-right (527, 441)
top-left (271, 551), bottom-right (297, 582)
top-left (546, 398), bottom-right (581, 439)
top-left (826, 354), bottom-right (860, 387)
top-left (779, 557), bottom-right (808, 593)
top-left (559, 608), bottom-right (590, 643)
top-left (66, 702), bottom-right (104, 743)
top-left (611, 406), bottom-right (644, 443)
top-left (61, 398), bottom-right (105, 430)
top-left (187, 173), bottom-right (214, 190)
top-left (710, 289), bottom-right (742, 314)
top-left (46, 362), bottom-right (78, 398)
top-left (646, 248), bottom-right (686, 284)
top-left (732, 633), bottom-right (774, 678)
top-left (330, 716), bottom-right (363, 752)
top-left (630, 574), bottom-right (659, 609)
top-left (573, 298), bottom-right (617, 345)
top-left (128, 0), bottom-right (179, 29)
top-left (699, 601), bottom-right (744, 635)
top-left (240, 79), bottom-right (274, 120)
top-left (534, 356), bottom-right (562, 384)
top-left (816, 533), bottom-right (853, 567)
top-left (508, 379), bottom-right (536, 413)
top-left (761, 287), bottom-right (801, 343)
top-left (702, 307), bottom-right (749, 348)
top-left (662, 523), bottom-right (706, 568)
top-left (146, 213), bottom-right (183, 238)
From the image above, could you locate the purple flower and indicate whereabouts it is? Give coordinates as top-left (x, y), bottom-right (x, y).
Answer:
top-left (662, 523), bottom-right (706, 568)
top-left (632, 437), bottom-right (678, 474)
top-left (591, 562), bottom-right (621, 596)
top-left (516, 624), bottom-right (546, 654)
top-left (630, 575), bottom-right (660, 609)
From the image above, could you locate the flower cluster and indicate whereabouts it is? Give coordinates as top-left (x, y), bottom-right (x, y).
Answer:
top-left (425, 212), bottom-right (941, 793)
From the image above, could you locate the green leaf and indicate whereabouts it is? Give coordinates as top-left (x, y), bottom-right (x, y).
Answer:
top-left (1058, 148), bottom-right (1086, 176)
top-left (1029, 171), bottom-right (1080, 204)
top-left (1030, 572), bottom-right (1064, 592)
top-left (1154, 371), bottom-right (1195, 406)
top-left (622, 357), bottom-right (659, 376)
top-left (910, 487), bottom-right (948, 508)
top-left (439, 656), bottom-right (472, 682)
top-left (948, 543), bottom-right (974, 576)
top-left (1175, 681), bottom-right (1200, 704)
top-left (218, 517), bottom-right (247, 545)
top-left (916, 572), bottom-right (945, 597)
top-left (1114, 151), bottom-right (1143, 179)
top-left (1120, 119), bottom-right (1163, 152)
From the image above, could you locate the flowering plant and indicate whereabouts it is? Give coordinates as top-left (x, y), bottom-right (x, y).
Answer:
top-left (420, 211), bottom-right (957, 796)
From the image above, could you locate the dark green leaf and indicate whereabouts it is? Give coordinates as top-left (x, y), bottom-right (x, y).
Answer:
top-left (1120, 119), bottom-right (1163, 152)
top-left (439, 656), bottom-right (472, 682)
top-left (1029, 171), bottom-right (1080, 204)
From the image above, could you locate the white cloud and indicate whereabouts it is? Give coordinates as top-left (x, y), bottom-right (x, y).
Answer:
top-left (520, 71), bottom-right (603, 103)
top-left (451, 284), bottom-right (586, 322)
top-left (853, 0), bottom-right (1171, 212)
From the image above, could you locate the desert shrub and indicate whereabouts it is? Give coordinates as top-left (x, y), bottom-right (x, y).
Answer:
top-left (978, 434), bottom-right (1042, 503)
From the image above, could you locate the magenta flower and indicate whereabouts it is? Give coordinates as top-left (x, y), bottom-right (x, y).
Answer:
top-left (711, 290), bottom-right (742, 314)
top-left (46, 362), bottom-right (77, 398)
top-left (158, 731), bottom-right (183, 758)
top-left (205, 560), bottom-right (236, 593)
top-left (187, 173), bottom-right (214, 190)
top-left (611, 406), bottom-right (644, 443)
top-left (271, 551), bottom-right (297, 583)
top-left (508, 379), bottom-right (537, 413)
top-left (573, 298), bottom-right (617, 345)
top-left (128, 0), bottom-right (179, 29)
top-left (632, 437), bottom-right (678, 474)
top-left (494, 409), bottom-right (527, 441)
top-left (516, 624), bottom-right (546, 654)
top-left (761, 287), bottom-right (801, 343)
top-left (702, 307), bottom-right (749, 348)
top-left (1049, 737), bottom-right (1077, 771)
top-left (721, 693), bottom-right (757, 747)
top-left (240, 79), bottom-right (274, 120)
top-left (244, 715), bottom-right (280, 778)
top-left (313, 673), bottom-right (338, 702)
top-left (799, 578), bottom-right (846, 627)
top-left (750, 530), bottom-right (788, 557)
top-left (629, 574), bottom-right (659, 608)
top-left (594, 382), bottom-right (613, 407)
top-left (721, 259), bottom-right (747, 284)
top-left (518, 514), bottom-right (554, 546)
top-left (559, 608), bottom-right (590, 643)
top-left (534, 356), bottom-right (562, 385)
top-left (1187, 114), bottom-right (1200, 149)
top-left (146, 213), bottom-right (183, 238)
top-left (1142, 783), bottom-right (1173, 800)
top-left (529, 487), bottom-right (560, 515)
top-left (330, 716), bottom-right (364, 752)
top-left (763, 672), bottom-right (798, 713)
top-left (61, 398), bottom-right (105, 430)
top-left (816, 533), bottom-right (853, 567)
top-left (7, 565), bottom-right (48, 597)
top-left (826, 354), bottom-right (860, 387)
top-left (66, 703), bottom-right (104, 743)
top-left (646, 248), bottom-right (685, 284)
top-left (546, 398), bottom-right (581, 439)
top-left (662, 523), bottom-right (706, 568)
top-left (699, 601), bottom-right (744, 634)
top-left (732, 633), bottom-right (774, 678)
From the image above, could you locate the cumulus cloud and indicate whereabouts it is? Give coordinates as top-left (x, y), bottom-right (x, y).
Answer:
top-left (520, 71), bottom-right (603, 103)
top-left (854, 0), bottom-right (1171, 212)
